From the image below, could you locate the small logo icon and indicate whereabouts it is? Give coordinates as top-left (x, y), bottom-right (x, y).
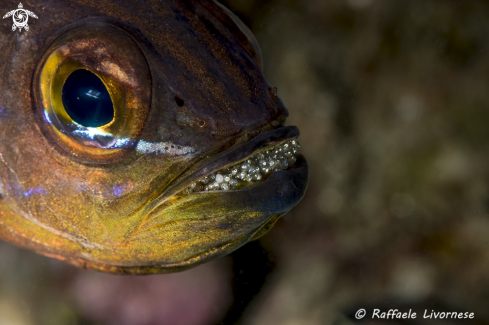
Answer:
top-left (3, 3), bottom-right (38, 32)
top-left (355, 309), bottom-right (367, 319)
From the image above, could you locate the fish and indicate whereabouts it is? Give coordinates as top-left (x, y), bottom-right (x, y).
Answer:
top-left (0, 0), bottom-right (308, 274)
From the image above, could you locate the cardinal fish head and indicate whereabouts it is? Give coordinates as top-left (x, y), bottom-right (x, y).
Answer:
top-left (0, 0), bottom-right (308, 273)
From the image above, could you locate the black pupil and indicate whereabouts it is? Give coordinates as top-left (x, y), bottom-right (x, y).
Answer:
top-left (61, 69), bottom-right (114, 127)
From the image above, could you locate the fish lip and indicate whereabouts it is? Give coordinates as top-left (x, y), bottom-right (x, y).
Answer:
top-left (159, 126), bottom-right (304, 200)
top-left (215, 153), bottom-right (308, 214)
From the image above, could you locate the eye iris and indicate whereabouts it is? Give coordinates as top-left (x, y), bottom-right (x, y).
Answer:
top-left (61, 69), bottom-right (114, 127)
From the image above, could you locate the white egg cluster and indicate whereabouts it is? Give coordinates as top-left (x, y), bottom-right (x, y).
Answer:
top-left (185, 140), bottom-right (300, 193)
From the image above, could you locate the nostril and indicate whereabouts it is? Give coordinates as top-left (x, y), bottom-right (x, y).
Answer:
top-left (174, 96), bottom-right (184, 107)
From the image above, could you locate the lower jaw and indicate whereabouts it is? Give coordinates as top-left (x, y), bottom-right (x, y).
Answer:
top-left (148, 154), bottom-right (308, 229)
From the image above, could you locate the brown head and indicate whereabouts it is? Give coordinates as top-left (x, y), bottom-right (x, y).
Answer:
top-left (0, 0), bottom-right (308, 273)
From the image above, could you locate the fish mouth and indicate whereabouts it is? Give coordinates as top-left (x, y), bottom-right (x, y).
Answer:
top-left (146, 125), bottom-right (309, 224)
top-left (163, 125), bottom-right (307, 206)
top-left (124, 126), bottom-right (308, 272)
top-left (185, 138), bottom-right (300, 193)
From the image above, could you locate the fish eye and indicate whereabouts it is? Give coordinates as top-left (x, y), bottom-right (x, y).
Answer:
top-left (62, 69), bottom-right (114, 128)
top-left (33, 21), bottom-right (151, 164)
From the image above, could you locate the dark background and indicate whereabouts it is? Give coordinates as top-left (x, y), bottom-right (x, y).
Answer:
top-left (2, 0), bottom-right (489, 324)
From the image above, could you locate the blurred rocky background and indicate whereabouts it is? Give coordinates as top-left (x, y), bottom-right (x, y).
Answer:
top-left (3, 0), bottom-right (489, 324)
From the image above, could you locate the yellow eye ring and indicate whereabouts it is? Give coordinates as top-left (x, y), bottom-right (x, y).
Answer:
top-left (34, 21), bottom-right (152, 164)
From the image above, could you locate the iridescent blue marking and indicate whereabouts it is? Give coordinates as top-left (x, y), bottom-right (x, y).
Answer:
top-left (24, 187), bottom-right (48, 197)
top-left (113, 184), bottom-right (127, 197)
